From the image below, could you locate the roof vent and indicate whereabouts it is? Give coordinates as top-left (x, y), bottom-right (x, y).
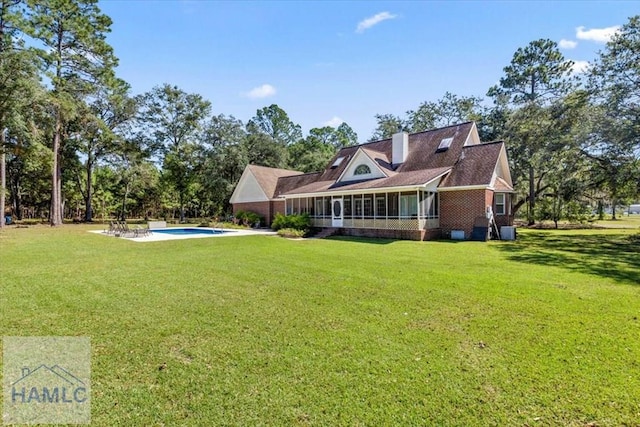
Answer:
top-left (436, 137), bottom-right (453, 152)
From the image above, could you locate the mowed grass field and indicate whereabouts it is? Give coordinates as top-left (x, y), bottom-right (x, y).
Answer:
top-left (1, 222), bottom-right (639, 426)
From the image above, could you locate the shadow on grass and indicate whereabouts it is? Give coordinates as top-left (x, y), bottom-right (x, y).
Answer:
top-left (496, 231), bottom-right (640, 285)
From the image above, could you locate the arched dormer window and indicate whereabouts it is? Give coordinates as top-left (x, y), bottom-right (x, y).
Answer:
top-left (354, 164), bottom-right (371, 175)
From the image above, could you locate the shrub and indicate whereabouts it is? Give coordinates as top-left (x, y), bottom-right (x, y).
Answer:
top-left (277, 228), bottom-right (306, 238)
top-left (271, 212), bottom-right (311, 231)
top-left (234, 210), bottom-right (264, 228)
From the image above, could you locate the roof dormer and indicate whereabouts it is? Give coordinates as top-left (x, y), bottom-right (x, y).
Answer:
top-left (336, 147), bottom-right (390, 183)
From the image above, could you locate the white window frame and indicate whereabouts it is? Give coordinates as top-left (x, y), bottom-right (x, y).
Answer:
top-left (495, 193), bottom-right (506, 215)
top-left (354, 164), bottom-right (371, 175)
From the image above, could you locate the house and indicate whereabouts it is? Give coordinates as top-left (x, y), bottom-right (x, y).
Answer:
top-left (230, 122), bottom-right (514, 240)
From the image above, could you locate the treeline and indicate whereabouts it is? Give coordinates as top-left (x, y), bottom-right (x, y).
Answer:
top-left (370, 19), bottom-right (640, 225)
top-left (0, 1), bottom-right (638, 227)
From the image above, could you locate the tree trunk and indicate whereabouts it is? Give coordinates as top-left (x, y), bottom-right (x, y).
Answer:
top-left (528, 165), bottom-right (535, 225)
top-left (179, 194), bottom-right (185, 223)
top-left (50, 111), bottom-right (63, 226)
top-left (0, 128), bottom-right (5, 228)
top-left (611, 198), bottom-right (617, 220)
top-left (597, 200), bottom-right (604, 220)
top-left (120, 182), bottom-right (129, 221)
top-left (84, 154), bottom-right (93, 222)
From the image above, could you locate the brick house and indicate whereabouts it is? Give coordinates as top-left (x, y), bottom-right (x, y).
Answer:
top-left (230, 122), bottom-right (514, 240)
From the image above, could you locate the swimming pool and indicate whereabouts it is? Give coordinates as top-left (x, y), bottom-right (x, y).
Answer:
top-left (151, 227), bottom-right (229, 235)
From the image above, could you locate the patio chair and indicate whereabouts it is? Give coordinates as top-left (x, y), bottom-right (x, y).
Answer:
top-left (118, 221), bottom-right (135, 238)
top-left (105, 221), bottom-right (117, 235)
top-left (133, 224), bottom-right (151, 237)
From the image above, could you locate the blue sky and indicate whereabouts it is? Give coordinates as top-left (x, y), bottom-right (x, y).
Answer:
top-left (99, 1), bottom-right (639, 141)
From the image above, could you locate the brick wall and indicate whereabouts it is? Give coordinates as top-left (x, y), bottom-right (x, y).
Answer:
top-left (439, 189), bottom-right (491, 239)
top-left (270, 200), bottom-right (285, 224)
top-left (233, 201), bottom-right (270, 225)
top-left (233, 200), bottom-right (286, 226)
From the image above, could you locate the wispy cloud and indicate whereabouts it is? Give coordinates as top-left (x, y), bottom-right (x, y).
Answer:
top-left (244, 84), bottom-right (276, 99)
top-left (323, 116), bottom-right (344, 127)
top-left (576, 25), bottom-right (620, 43)
top-left (559, 39), bottom-right (577, 49)
top-left (571, 60), bottom-right (590, 74)
top-left (356, 12), bottom-right (397, 33)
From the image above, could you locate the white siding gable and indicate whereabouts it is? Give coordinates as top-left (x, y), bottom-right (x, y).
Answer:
top-left (463, 122), bottom-right (481, 146)
top-left (338, 149), bottom-right (387, 183)
top-left (490, 145), bottom-right (513, 188)
top-left (229, 167), bottom-right (269, 203)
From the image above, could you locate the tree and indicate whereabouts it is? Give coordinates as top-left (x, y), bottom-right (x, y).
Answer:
top-left (288, 127), bottom-right (337, 173)
top-left (335, 122), bottom-right (358, 147)
top-left (242, 132), bottom-right (287, 169)
top-left (0, 0), bottom-right (39, 227)
top-left (535, 91), bottom-right (591, 227)
top-left (585, 15), bottom-right (640, 216)
top-left (27, 0), bottom-right (117, 225)
top-left (370, 113), bottom-right (406, 141)
top-left (75, 79), bottom-right (136, 221)
top-left (246, 104), bottom-right (302, 146)
top-left (137, 84), bottom-right (211, 222)
top-left (198, 114), bottom-right (248, 214)
top-left (202, 114), bottom-right (245, 149)
top-left (406, 92), bottom-right (483, 133)
top-left (490, 39), bottom-right (575, 224)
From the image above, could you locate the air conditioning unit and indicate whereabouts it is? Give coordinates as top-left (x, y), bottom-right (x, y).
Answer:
top-left (451, 230), bottom-right (465, 240)
top-left (500, 226), bottom-right (516, 240)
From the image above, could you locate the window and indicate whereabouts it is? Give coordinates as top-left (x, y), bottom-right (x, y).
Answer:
top-left (343, 197), bottom-right (352, 218)
top-left (354, 197), bottom-right (363, 217)
top-left (400, 194), bottom-right (418, 218)
top-left (354, 164), bottom-right (371, 175)
top-left (331, 156), bottom-right (345, 168)
top-left (423, 191), bottom-right (439, 218)
top-left (376, 196), bottom-right (386, 217)
top-left (387, 193), bottom-right (399, 217)
top-left (315, 198), bottom-right (323, 217)
top-left (436, 137), bottom-right (453, 152)
top-left (363, 195), bottom-right (373, 218)
top-left (495, 193), bottom-right (506, 215)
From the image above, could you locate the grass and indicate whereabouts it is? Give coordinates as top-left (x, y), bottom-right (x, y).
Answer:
top-left (1, 224), bottom-right (639, 426)
top-left (594, 214), bottom-right (640, 229)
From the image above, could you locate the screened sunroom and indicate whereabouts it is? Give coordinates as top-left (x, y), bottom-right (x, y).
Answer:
top-left (283, 189), bottom-right (439, 231)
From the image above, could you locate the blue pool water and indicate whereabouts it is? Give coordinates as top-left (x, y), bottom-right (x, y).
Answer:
top-left (151, 228), bottom-right (227, 235)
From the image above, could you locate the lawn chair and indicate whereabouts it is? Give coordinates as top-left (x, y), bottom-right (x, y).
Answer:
top-left (105, 221), bottom-right (117, 235)
top-left (133, 224), bottom-right (151, 237)
top-left (118, 221), bottom-right (135, 238)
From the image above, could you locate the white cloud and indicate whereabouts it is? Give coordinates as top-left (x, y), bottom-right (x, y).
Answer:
top-left (576, 25), bottom-right (620, 43)
top-left (559, 39), bottom-right (577, 49)
top-left (323, 116), bottom-right (344, 127)
top-left (356, 11), bottom-right (397, 33)
top-left (571, 60), bottom-right (590, 74)
top-left (244, 84), bottom-right (276, 99)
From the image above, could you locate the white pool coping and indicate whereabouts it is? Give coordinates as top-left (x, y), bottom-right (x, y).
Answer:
top-left (89, 227), bottom-right (277, 242)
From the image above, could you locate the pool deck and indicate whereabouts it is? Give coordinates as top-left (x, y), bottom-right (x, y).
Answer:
top-left (89, 227), bottom-right (277, 242)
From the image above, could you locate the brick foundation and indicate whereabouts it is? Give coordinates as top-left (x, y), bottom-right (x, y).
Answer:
top-left (338, 227), bottom-right (442, 241)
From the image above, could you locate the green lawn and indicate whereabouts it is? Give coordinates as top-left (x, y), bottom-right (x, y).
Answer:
top-left (1, 225), bottom-right (639, 426)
